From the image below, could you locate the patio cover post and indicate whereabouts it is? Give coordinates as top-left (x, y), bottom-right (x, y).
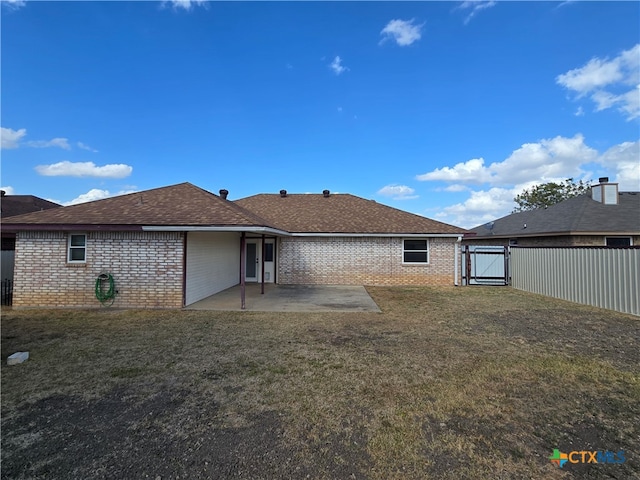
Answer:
top-left (240, 232), bottom-right (246, 310)
top-left (261, 234), bottom-right (265, 294)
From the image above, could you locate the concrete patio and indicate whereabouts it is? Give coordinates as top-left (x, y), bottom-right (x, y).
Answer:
top-left (185, 284), bottom-right (381, 312)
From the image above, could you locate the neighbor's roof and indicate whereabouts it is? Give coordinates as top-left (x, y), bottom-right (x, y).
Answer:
top-left (1, 194), bottom-right (61, 218)
top-left (470, 191), bottom-right (640, 238)
top-left (2, 183), bottom-right (276, 231)
top-left (235, 193), bottom-right (466, 234)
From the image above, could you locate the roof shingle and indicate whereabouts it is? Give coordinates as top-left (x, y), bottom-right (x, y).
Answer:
top-left (2, 183), bottom-right (275, 229)
top-left (470, 191), bottom-right (640, 238)
top-left (235, 193), bottom-right (466, 234)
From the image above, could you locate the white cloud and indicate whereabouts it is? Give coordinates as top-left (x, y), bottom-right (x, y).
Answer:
top-left (64, 187), bottom-right (138, 206)
top-left (434, 187), bottom-right (518, 229)
top-left (162, 0), bottom-right (207, 11)
top-left (490, 134), bottom-right (597, 185)
top-left (557, 44), bottom-right (640, 120)
top-left (0, 186), bottom-right (16, 195)
top-left (575, 106), bottom-right (585, 117)
top-left (443, 184), bottom-right (470, 192)
top-left (1, 0), bottom-right (26, 11)
top-left (417, 134), bottom-right (597, 186)
top-left (77, 142), bottom-right (98, 153)
top-left (379, 19), bottom-right (423, 47)
top-left (419, 134), bottom-right (637, 228)
top-left (455, 1), bottom-right (497, 25)
top-left (35, 161), bottom-right (133, 179)
top-left (377, 184), bottom-right (419, 200)
top-left (329, 56), bottom-right (349, 75)
top-left (417, 158), bottom-right (492, 184)
top-left (1, 127), bottom-right (26, 149)
top-left (26, 137), bottom-right (71, 150)
top-left (597, 140), bottom-right (640, 191)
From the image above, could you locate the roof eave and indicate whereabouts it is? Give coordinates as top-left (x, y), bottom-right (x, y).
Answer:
top-left (470, 230), bottom-right (640, 239)
top-left (289, 232), bottom-right (464, 237)
top-left (1, 224), bottom-right (143, 232)
top-left (142, 225), bottom-right (292, 236)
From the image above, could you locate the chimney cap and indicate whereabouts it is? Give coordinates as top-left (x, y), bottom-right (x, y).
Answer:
top-left (279, 189), bottom-right (287, 197)
top-left (219, 189), bottom-right (229, 200)
top-left (598, 177), bottom-right (609, 183)
top-left (323, 189), bottom-right (330, 197)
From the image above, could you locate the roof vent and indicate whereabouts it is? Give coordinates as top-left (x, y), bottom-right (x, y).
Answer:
top-left (0, 190), bottom-right (5, 197)
top-left (323, 189), bottom-right (330, 197)
top-left (219, 189), bottom-right (229, 200)
top-left (280, 189), bottom-right (287, 197)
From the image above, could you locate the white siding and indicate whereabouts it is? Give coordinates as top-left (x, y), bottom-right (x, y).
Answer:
top-left (185, 232), bottom-right (240, 306)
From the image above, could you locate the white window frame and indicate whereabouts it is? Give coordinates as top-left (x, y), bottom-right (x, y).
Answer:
top-left (605, 236), bottom-right (633, 247)
top-left (402, 238), bottom-right (430, 264)
top-left (68, 233), bottom-right (87, 263)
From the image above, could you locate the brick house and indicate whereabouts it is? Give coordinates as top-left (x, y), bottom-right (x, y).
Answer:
top-left (1, 190), bottom-right (61, 282)
top-left (464, 178), bottom-right (640, 247)
top-left (2, 183), bottom-right (466, 309)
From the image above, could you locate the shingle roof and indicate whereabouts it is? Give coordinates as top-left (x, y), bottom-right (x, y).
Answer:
top-left (235, 193), bottom-right (466, 234)
top-left (470, 191), bottom-right (640, 238)
top-left (2, 183), bottom-right (275, 230)
top-left (2, 183), bottom-right (466, 235)
top-left (1, 194), bottom-right (61, 218)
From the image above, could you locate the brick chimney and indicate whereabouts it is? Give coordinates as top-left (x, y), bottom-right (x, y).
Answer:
top-left (591, 177), bottom-right (619, 205)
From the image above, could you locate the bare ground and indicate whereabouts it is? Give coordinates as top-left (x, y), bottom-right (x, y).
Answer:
top-left (1, 286), bottom-right (639, 479)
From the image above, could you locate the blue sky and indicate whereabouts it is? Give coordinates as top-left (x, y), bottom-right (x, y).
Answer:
top-left (1, 1), bottom-right (639, 228)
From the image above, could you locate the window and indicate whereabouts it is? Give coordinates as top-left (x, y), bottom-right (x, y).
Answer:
top-left (264, 243), bottom-right (274, 262)
top-left (605, 237), bottom-right (632, 247)
top-left (68, 234), bottom-right (87, 262)
top-left (403, 239), bottom-right (429, 263)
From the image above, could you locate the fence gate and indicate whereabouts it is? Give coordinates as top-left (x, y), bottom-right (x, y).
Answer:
top-left (462, 245), bottom-right (509, 285)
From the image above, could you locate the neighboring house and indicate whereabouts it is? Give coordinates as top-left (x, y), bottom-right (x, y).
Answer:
top-left (2, 183), bottom-right (467, 309)
top-left (1, 190), bottom-right (61, 281)
top-left (464, 178), bottom-right (640, 247)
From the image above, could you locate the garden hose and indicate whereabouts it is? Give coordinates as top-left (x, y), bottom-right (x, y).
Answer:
top-left (95, 273), bottom-right (117, 306)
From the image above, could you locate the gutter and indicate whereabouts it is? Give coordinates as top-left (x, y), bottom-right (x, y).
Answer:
top-left (142, 225), bottom-right (292, 236)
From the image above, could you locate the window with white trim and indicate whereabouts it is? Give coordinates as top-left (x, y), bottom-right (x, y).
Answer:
top-left (605, 237), bottom-right (632, 247)
top-left (68, 233), bottom-right (87, 262)
top-left (403, 238), bottom-right (429, 264)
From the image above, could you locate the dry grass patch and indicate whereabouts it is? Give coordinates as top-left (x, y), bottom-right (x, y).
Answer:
top-left (2, 286), bottom-right (639, 479)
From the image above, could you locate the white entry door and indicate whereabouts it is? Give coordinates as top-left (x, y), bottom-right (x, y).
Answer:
top-left (244, 239), bottom-right (276, 283)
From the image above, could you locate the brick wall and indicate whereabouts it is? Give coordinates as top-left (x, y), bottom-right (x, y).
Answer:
top-left (278, 236), bottom-right (457, 286)
top-left (13, 231), bottom-right (184, 308)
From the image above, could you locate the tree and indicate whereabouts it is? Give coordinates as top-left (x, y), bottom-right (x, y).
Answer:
top-left (512, 178), bottom-right (591, 212)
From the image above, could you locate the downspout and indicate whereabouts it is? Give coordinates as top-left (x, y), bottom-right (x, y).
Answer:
top-left (182, 232), bottom-right (188, 307)
top-left (454, 235), bottom-right (462, 286)
top-left (261, 234), bottom-right (265, 295)
top-left (240, 232), bottom-right (246, 310)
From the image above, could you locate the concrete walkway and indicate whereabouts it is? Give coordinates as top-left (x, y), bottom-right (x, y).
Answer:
top-left (185, 284), bottom-right (381, 312)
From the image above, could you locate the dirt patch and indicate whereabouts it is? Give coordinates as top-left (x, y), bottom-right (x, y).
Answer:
top-left (470, 307), bottom-right (640, 370)
top-left (1, 383), bottom-right (370, 480)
